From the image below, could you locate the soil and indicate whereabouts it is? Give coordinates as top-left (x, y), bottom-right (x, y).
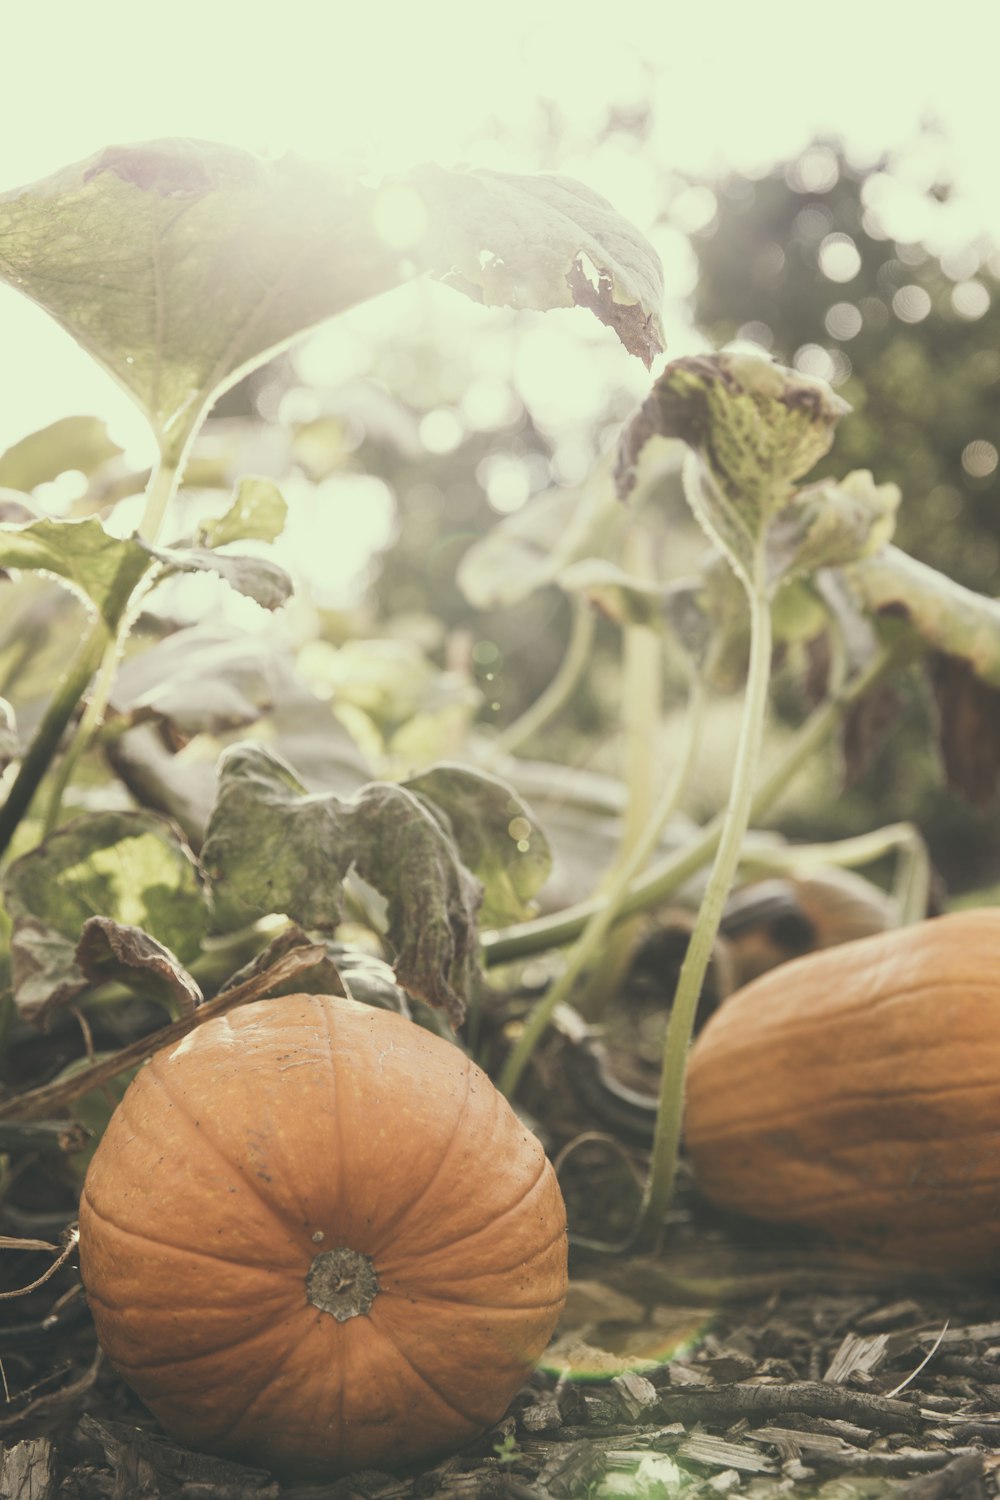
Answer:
top-left (3, 1169), bottom-right (998, 1500)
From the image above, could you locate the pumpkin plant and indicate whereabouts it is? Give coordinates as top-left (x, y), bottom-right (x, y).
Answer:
top-left (0, 136), bottom-right (662, 1473)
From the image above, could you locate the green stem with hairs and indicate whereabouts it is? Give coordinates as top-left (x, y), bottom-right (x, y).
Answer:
top-left (0, 446), bottom-right (189, 856)
top-left (499, 672), bottom-right (705, 1099)
top-left (482, 640), bottom-right (898, 969)
top-left (638, 535), bottom-right (773, 1240)
top-left (494, 595), bottom-right (595, 757)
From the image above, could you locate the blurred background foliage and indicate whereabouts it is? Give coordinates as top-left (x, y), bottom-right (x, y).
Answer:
top-left (3, 104), bottom-right (1000, 899)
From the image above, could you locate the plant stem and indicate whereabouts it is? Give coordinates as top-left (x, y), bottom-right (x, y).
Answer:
top-left (576, 522), bottom-right (662, 1015)
top-left (494, 596), bottom-right (595, 757)
top-left (482, 641), bottom-right (898, 968)
top-left (41, 633), bottom-right (122, 838)
top-left (638, 537), bottom-right (773, 1241)
top-left (0, 627), bottom-right (108, 860)
top-left (499, 673), bottom-right (705, 1099)
top-left (38, 451), bottom-right (187, 837)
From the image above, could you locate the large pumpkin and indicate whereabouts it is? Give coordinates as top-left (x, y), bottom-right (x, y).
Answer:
top-left (78, 994), bottom-right (567, 1478)
top-left (684, 908), bottom-right (1000, 1272)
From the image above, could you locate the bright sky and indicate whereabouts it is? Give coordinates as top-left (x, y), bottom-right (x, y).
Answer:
top-left (2, 0), bottom-right (1000, 461)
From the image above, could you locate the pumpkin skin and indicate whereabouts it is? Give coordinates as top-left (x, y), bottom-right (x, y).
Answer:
top-left (78, 994), bottom-right (567, 1478)
top-left (685, 909), bottom-right (1000, 1272)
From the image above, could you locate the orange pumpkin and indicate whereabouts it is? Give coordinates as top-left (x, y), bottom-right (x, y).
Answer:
top-left (78, 994), bottom-right (567, 1478)
top-left (684, 909), bottom-right (1000, 1272)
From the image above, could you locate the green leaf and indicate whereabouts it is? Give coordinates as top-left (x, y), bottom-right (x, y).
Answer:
top-left (0, 141), bottom-right (400, 447)
top-left (3, 811), bottom-right (208, 1021)
top-left (0, 516), bottom-right (154, 629)
top-left (201, 744), bottom-right (483, 1024)
top-left (0, 513), bottom-right (293, 624)
top-left (0, 141), bottom-right (664, 454)
top-left (401, 764), bottom-right (551, 926)
top-left (0, 416), bottom-right (123, 492)
top-left (155, 542), bottom-right (293, 611)
top-left (410, 165), bottom-right (665, 366)
top-left (197, 476), bottom-right (288, 547)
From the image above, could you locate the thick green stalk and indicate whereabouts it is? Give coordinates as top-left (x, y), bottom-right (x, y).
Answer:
top-left (499, 674), bottom-right (705, 1099)
top-left (638, 537), bottom-right (773, 1241)
top-left (481, 642), bottom-right (897, 968)
top-left (494, 596), bottom-right (595, 757)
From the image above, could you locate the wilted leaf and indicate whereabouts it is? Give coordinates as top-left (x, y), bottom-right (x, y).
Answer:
top-left (6, 919), bottom-right (88, 1021)
top-left (402, 763), bottom-right (551, 926)
top-left (927, 652), bottom-right (1000, 806)
top-left (197, 476), bottom-right (288, 547)
top-left (411, 165), bottom-right (665, 366)
top-left (842, 679), bottom-right (901, 791)
top-left (0, 416), bottom-right (123, 492)
top-left (767, 470), bottom-right (900, 585)
top-left (3, 811), bottom-right (207, 1020)
top-left (75, 916), bottom-right (203, 1016)
top-left (849, 545), bottom-right (1000, 686)
top-left (201, 744), bottom-right (483, 1024)
top-left (0, 140), bottom-right (663, 453)
top-left (617, 355), bottom-right (849, 578)
top-left (457, 456), bottom-right (623, 610)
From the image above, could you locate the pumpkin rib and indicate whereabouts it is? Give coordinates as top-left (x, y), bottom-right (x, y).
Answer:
top-left (370, 1321), bottom-right (495, 1430)
top-left (704, 1159), bottom-right (1000, 1218)
top-left (368, 1055), bottom-right (475, 1252)
top-left (319, 995), bottom-right (350, 1237)
top-left (79, 1189), bottom-right (302, 1279)
top-left (319, 996), bottom-right (479, 1254)
top-left (206, 1319), bottom-right (309, 1448)
top-left (377, 1150), bottom-right (551, 1279)
top-left (96, 1307), bottom-right (296, 1377)
top-left (689, 1083), bottom-right (1000, 1143)
top-left (142, 1062), bottom-right (308, 1247)
top-left (701, 973), bottom-right (991, 1051)
top-left (382, 1286), bottom-right (568, 1315)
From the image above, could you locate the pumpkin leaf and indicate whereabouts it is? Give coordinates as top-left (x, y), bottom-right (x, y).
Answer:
top-left (457, 456), bottom-right (622, 610)
top-left (75, 916), bottom-right (203, 1017)
top-left (410, 164), bottom-right (665, 367)
top-left (3, 811), bottom-right (208, 1021)
top-left (201, 744), bottom-right (482, 1024)
top-left (0, 415), bottom-right (124, 492)
top-left (0, 516), bottom-right (155, 630)
top-left (196, 476), bottom-right (288, 548)
top-left (0, 140), bottom-right (663, 455)
top-left (617, 355), bottom-right (849, 578)
top-left (0, 141), bottom-right (400, 446)
top-left (766, 471), bottom-right (900, 587)
top-left (401, 763), bottom-right (551, 926)
top-left (154, 542), bottom-right (293, 611)
top-left (848, 545), bottom-right (1000, 687)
